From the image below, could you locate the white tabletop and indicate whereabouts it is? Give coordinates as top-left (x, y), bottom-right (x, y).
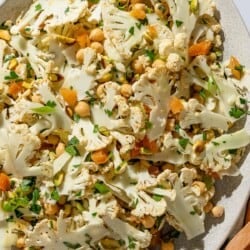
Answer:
top-left (234, 0), bottom-right (250, 33)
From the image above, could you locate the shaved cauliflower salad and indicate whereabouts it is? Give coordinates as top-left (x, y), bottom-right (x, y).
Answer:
top-left (0, 0), bottom-right (249, 249)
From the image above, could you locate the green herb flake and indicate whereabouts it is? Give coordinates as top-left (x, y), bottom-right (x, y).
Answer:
top-left (104, 109), bottom-right (113, 117)
top-left (229, 106), bottom-right (245, 119)
top-left (135, 22), bottom-right (142, 30)
top-left (85, 91), bottom-right (96, 105)
top-left (65, 136), bottom-right (80, 156)
top-left (199, 89), bottom-right (207, 99)
top-left (4, 71), bottom-right (19, 81)
top-left (94, 181), bottom-right (110, 194)
top-left (35, 3), bottom-right (42, 11)
top-left (93, 124), bottom-right (100, 133)
top-left (4, 54), bottom-right (16, 63)
top-left (30, 203), bottom-right (42, 214)
top-left (129, 26), bottom-right (135, 35)
top-left (31, 101), bottom-right (56, 115)
top-left (229, 149), bottom-right (237, 155)
top-left (235, 64), bottom-right (245, 73)
top-left (128, 236), bottom-right (136, 249)
top-left (92, 212), bottom-right (97, 217)
top-left (51, 189), bottom-right (60, 201)
top-left (64, 7), bottom-right (70, 14)
top-left (63, 241), bottom-right (81, 249)
top-left (240, 98), bottom-right (247, 105)
top-left (207, 76), bottom-right (219, 94)
top-left (175, 124), bottom-right (181, 132)
top-left (179, 138), bottom-right (189, 149)
top-left (152, 194), bottom-right (163, 202)
top-left (190, 210), bottom-right (196, 215)
top-left (212, 141), bottom-right (220, 146)
top-left (145, 120), bottom-right (153, 129)
top-left (145, 49), bottom-right (155, 61)
top-left (73, 113), bottom-right (80, 122)
top-left (202, 175), bottom-right (213, 190)
top-left (202, 132), bottom-right (207, 141)
top-left (175, 20), bottom-right (183, 27)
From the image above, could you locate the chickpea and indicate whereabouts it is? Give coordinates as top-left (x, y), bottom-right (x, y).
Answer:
top-left (45, 203), bottom-right (59, 216)
top-left (133, 3), bottom-right (146, 11)
top-left (204, 202), bottom-right (213, 213)
top-left (55, 142), bottom-right (65, 157)
top-left (130, 0), bottom-right (143, 4)
top-left (89, 28), bottom-right (104, 42)
top-left (76, 48), bottom-right (85, 64)
top-left (152, 59), bottom-right (166, 68)
top-left (120, 83), bottom-right (133, 98)
top-left (90, 42), bottom-right (104, 54)
top-left (132, 59), bottom-right (145, 74)
top-left (155, 3), bottom-right (169, 18)
top-left (96, 84), bottom-right (105, 98)
top-left (74, 101), bottom-right (91, 118)
top-left (141, 215), bottom-right (155, 229)
top-left (47, 134), bottom-right (59, 145)
top-left (161, 241), bottom-right (175, 250)
top-left (211, 205), bottom-right (224, 218)
top-left (16, 236), bottom-right (25, 249)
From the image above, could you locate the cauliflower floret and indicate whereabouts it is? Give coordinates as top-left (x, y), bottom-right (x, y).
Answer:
top-left (132, 191), bottom-right (167, 217)
top-left (103, 216), bottom-right (152, 249)
top-left (0, 124), bottom-right (42, 177)
top-left (111, 131), bottom-right (135, 156)
top-left (129, 106), bottom-right (145, 135)
top-left (71, 118), bottom-right (113, 152)
top-left (102, 1), bottom-right (146, 61)
top-left (158, 38), bottom-right (174, 58)
top-left (132, 67), bottom-right (171, 140)
top-left (202, 129), bottom-right (250, 176)
top-left (174, 33), bottom-right (187, 50)
top-left (166, 53), bottom-right (184, 72)
top-left (114, 95), bottom-right (130, 118)
top-left (25, 211), bottom-right (110, 250)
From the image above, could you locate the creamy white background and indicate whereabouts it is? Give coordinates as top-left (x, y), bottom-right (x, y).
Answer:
top-left (0, 1), bottom-right (249, 250)
top-left (234, 0), bottom-right (250, 33)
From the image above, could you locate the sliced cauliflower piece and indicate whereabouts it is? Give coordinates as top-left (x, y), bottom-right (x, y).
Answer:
top-left (111, 131), bottom-right (135, 156)
top-left (0, 124), bottom-right (42, 177)
top-left (166, 53), bottom-right (185, 72)
top-left (132, 67), bottom-right (171, 140)
top-left (103, 216), bottom-right (152, 249)
top-left (202, 129), bottom-right (250, 175)
top-left (25, 211), bottom-right (110, 250)
top-left (71, 118), bottom-right (113, 152)
top-left (102, 1), bottom-right (147, 61)
top-left (11, 0), bottom-right (88, 36)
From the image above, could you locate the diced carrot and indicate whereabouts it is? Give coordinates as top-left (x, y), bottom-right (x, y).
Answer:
top-left (169, 96), bottom-right (184, 114)
top-left (0, 172), bottom-right (11, 191)
top-left (74, 28), bottom-right (90, 48)
top-left (142, 137), bottom-right (159, 153)
top-left (8, 82), bottom-right (23, 98)
top-left (188, 40), bottom-right (212, 57)
top-left (59, 87), bottom-right (77, 108)
top-left (130, 9), bottom-right (146, 20)
top-left (228, 56), bottom-right (243, 80)
top-left (147, 25), bottom-right (158, 38)
top-left (91, 149), bottom-right (109, 165)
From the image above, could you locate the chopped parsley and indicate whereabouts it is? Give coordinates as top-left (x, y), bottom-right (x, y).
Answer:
top-left (94, 181), bottom-right (110, 194)
top-left (31, 101), bottom-right (56, 115)
top-left (104, 109), bottom-right (113, 117)
top-left (129, 26), bottom-right (135, 35)
top-left (4, 71), bottom-right (19, 81)
top-left (85, 91), bottom-right (97, 105)
top-left (73, 113), bottom-right (80, 122)
top-left (235, 64), bottom-right (245, 73)
top-left (179, 138), bottom-right (189, 149)
top-left (128, 236), bottom-right (136, 249)
top-left (240, 98), bottom-right (247, 105)
top-left (152, 194), bottom-right (163, 202)
top-left (63, 242), bottom-right (81, 249)
top-left (190, 210), bottom-right (196, 215)
top-left (145, 120), bottom-right (153, 129)
top-left (228, 149), bottom-right (237, 155)
top-left (207, 76), bottom-right (219, 94)
top-left (175, 20), bottom-right (183, 27)
top-left (93, 124), bottom-right (100, 133)
top-left (65, 136), bottom-right (80, 156)
top-left (64, 7), bottom-right (70, 14)
top-left (212, 141), bottom-right (220, 146)
top-left (202, 132), bottom-right (207, 141)
top-left (229, 106), bottom-right (245, 119)
top-left (51, 189), bottom-right (60, 201)
top-left (35, 3), bottom-right (42, 11)
top-left (145, 49), bottom-right (155, 61)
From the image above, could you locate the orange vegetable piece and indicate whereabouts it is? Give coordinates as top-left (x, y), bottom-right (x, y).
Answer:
top-left (60, 87), bottom-right (77, 108)
top-left (8, 82), bottom-right (23, 98)
top-left (91, 149), bottom-right (109, 165)
top-left (74, 27), bottom-right (90, 48)
top-left (169, 96), bottom-right (184, 114)
top-left (130, 9), bottom-right (146, 20)
top-left (142, 137), bottom-right (159, 153)
top-left (147, 25), bottom-right (158, 38)
top-left (0, 172), bottom-right (11, 191)
top-left (228, 56), bottom-right (243, 80)
top-left (188, 40), bottom-right (212, 57)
